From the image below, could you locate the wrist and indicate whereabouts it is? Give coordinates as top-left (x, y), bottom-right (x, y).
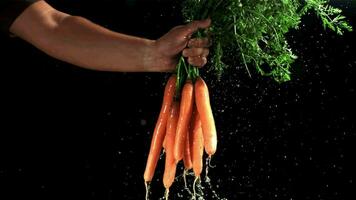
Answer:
top-left (143, 39), bottom-right (159, 72)
top-left (143, 39), bottom-right (175, 72)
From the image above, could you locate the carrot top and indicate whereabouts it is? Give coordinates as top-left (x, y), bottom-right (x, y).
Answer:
top-left (178, 0), bottom-right (352, 83)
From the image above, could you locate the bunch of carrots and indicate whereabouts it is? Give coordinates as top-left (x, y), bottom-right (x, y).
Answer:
top-left (143, 70), bottom-right (217, 198)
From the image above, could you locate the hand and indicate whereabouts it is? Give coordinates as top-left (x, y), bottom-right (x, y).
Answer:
top-left (150, 19), bottom-right (211, 72)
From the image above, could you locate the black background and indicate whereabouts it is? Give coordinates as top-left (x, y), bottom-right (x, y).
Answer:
top-left (0, 0), bottom-right (355, 199)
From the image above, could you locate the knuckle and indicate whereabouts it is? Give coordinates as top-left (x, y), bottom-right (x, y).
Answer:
top-left (204, 49), bottom-right (210, 56)
top-left (201, 57), bottom-right (207, 66)
top-left (203, 38), bottom-right (210, 46)
top-left (195, 48), bottom-right (203, 55)
top-left (197, 41), bottom-right (202, 47)
top-left (182, 49), bottom-right (188, 57)
top-left (187, 39), bottom-right (194, 47)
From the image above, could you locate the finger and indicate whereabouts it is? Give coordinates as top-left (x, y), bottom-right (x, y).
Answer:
top-left (187, 38), bottom-right (211, 48)
top-left (182, 48), bottom-right (209, 57)
top-left (187, 56), bottom-right (208, 67)
top-left (184, 18), bottom-right (211, 38)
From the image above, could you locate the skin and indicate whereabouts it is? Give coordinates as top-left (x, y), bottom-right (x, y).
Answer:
top-left (9, 0), bottom-right (211, 72)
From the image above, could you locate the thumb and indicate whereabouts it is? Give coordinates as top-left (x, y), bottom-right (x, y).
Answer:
top-left (183, 18), bottom-right (211, 38)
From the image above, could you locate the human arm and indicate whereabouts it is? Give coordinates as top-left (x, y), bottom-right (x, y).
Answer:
top-left (9, 1), bottom-right (211, 72)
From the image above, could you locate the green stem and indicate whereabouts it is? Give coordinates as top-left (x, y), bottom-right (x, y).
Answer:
top-left (175, 56), bottom-right (186, 100)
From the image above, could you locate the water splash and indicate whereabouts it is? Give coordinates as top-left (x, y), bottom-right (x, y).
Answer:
top-left (164, 188), bottom-right (169, 200)
top-left (144, 181), bottom-right (151, 200)
top-left (192, 176), bottom-right (205, 200)
top-left (204, 157), bottom-right (228, 200)
top-left (183, 169), bottom-right (193, 195)
top-left (148, 157), bottom-right (227, 200)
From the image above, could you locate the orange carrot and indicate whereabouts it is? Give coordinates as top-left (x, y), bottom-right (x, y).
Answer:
top-left (195, 77), bottom-right (217, 156)
top-left (174, 79), bottom-right (194, 162)
top-left (183, 127), bottom-right (193, 170)
top-left (191, 108), bottom-right (204, 177)
top-left (162, 136), bottom-right (167, 150)
top-left (163, 102), bottom-right (180, 189)
top-left (144, 75), bottom-right (176, 182)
